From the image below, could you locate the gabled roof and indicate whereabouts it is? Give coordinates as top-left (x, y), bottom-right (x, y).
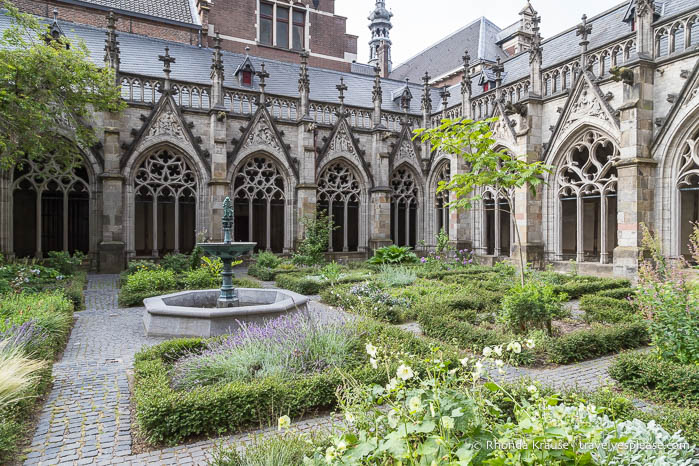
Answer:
top-left (62, 0), bottom-right (199, 26)
top-left (389, 17), bottom-right (507, 84)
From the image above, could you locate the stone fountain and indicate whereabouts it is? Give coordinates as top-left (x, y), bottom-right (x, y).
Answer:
top-left (143, 197), bottom-right (309, 338)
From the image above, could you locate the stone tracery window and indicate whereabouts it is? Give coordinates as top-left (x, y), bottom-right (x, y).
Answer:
top-left (318, 161), bottom-right (361, 252)
top-left (557, 129), bottom-right (619, 263)
top-left (134, 149), bottom-right (197, 256)
top-left (434, 161), bottom-right (451, 236)
top-left (482, 186), bottom-right (512, 257)
top-left (233, 156), bottom-right (286, 253)
top-left (391, 167), bottom-right (419, 247)
top-left (676, 136), bottom-right (699, 259)
top-left (12, 157), bottom-right (90, 258)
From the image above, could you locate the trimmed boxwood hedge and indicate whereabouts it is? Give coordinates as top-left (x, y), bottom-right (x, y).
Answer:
top-left (275, 272), bottom-right (369, 295)
top-left (247, 263), bottom-right (299, 281)
top-left (133, 320), bottom-right (462, 445)
top-left (552, 277), bottom-right (632, 299)
top-left (579, 295), bottom-right (638, 324)
top-left (609, 352), bottom-right (699, 407)
top-left (119, 276), bottom-right (260, 307)
top-left (545, 321), bottom-right (649, 364)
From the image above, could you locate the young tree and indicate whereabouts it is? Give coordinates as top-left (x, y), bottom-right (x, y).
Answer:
top-left (0, 1), bottom-right (124, 170)
top-left (414, 117), bottom-right (552, 285)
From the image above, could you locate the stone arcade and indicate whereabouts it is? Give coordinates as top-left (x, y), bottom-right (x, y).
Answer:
top-left (4, 0), bottom-right (699, 278)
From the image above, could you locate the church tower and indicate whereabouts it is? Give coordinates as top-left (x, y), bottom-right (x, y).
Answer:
top-left (368, 0), bottom-right (393, 78)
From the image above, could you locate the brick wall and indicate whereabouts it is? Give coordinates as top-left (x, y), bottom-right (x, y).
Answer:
top-left (14, 0), bottom-right (199, 44)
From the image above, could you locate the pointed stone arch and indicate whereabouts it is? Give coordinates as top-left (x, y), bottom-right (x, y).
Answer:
top-left (654, 73), bottom-right (699, 259)
top-left (389, 125), bottom-right (424, 178)
top-left (390, 163), bottom-right (423, 247)
top-left (426, 155), bottom-right (452, 244)
top-left (543, 127), bottom-right (620, 264)
top-left (318, 117), bottom-right (374, 189)
top-left (8, 150), bottom-right (99, 259)
top-left (491, 101), bottom-right (518, 149)
top-left (317, 158), bottom-right (369, 252)
top-left (124, 142), bottom-right (209, 258)
top-left (231, 152), bottom-right (292, 253)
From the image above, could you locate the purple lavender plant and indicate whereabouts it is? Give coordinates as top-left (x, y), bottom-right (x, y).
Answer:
top-left (0, 319), bottom-right (47, 353)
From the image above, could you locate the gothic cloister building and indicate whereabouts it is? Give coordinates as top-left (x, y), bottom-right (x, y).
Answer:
top-left (3, 0), bottom-right (699, 277)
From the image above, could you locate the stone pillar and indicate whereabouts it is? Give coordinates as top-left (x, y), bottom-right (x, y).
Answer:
top-left (613, 3), bottom-right (656, 277)
top-left (448, 155), bottom-right (472, 251)
top-left (511, 12), bottom-right (545, 270)
top-left (99, 113), bottom-right (126, 273)
top-left (369, 125), bottom-right (392, 251)
top-left (295, 121), bottom-right (318, 250)
top-left (208, 110), bottom-right (228, 243)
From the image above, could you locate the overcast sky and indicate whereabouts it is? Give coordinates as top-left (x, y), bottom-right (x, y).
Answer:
top-left (335, 0), bottom-right (622, 66)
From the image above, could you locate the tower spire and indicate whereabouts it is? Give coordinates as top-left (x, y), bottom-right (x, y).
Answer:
top-left (368, 0), bottom-right (393, 78)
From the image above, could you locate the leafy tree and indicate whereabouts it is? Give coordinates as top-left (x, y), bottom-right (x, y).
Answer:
top-left (414, 117), bottom-right (552, 285)
top-left (0, 1), bottom-right (124, 170)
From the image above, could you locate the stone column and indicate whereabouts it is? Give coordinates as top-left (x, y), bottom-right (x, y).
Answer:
top-left (98, 112), bottom-right (126, 273)
top-left (448, 154), bottom-right (472, 251)
top-left (613, 3), bottom-right (656, 278)
top-left (295, 120), bottom-right (318, 251)
top-left (368, 125), bottom-right (392, 251)
top-left (209, 34), bottom-right (228, 243)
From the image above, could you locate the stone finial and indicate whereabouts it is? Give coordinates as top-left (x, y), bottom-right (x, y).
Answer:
top-left (211, 32), bottom-right (224, 78)
top-left (400, 78), bottom-right (412, 114)
top-left (440, 86), bottom-right (451, 110)
top-left (636, 0), bottom-right (654, 17)
top-left (159, 47), bottom-right (176, 90)
top-left (256, 63), bottom-right (269, 104)
top-left (298, 49), bottom-right (310, 94)
top-left (461, 51), bottom-right (472, 94)
top-left (493, 56), bottom-right (505, 88)
top-left (529, 12), bottom-right (542, 64)
top-left (372, 66), bottom-right (382, 104)
top-left (104, 11), bottom-right (120, 70)
top-left (576, 14), bottom-right (593, 68)
top-left (421, 72), bottom-right (432, 113)
top-left (336, 76), bottom-right (348, 109)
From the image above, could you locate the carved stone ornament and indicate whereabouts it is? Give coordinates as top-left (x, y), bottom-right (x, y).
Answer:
top-left (677, 138), bottom-right (699, 188)
top-left (318, 161), bottom-right (361, 203)
top-left (395, 138), bottom-right (417, 164)
top-left (148, 111), bottom-right (186, 141)
top-left (557, 129), bottom-right (619, 198)
top-left (243, 119), bottom-right (282, 153)
top-left (391, 168), bottom-right (419, 206)
top-left (562, 83), bottom-right (611, 133)
top-left (329, 128), bottom-right (356, 155)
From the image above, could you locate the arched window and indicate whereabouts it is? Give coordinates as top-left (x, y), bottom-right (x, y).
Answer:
top-left (233, 156), bottom-right (286, 253)
top-left (676, 136), bottom-right (699, 260)
top-left (318, 161), bottom-right (361, 252)
top-left (390, 167), bottom-right (419, 247)
top-left (12, 157), bottom-right (90, 258)
top-left (434, 161), bottom-right (451, 236)
top-left (134, 149), bottom-right (197, 257)
top-left (557, 130), bottom-right (619, 264)
top-left (482, 188), bottom-right (512, 257)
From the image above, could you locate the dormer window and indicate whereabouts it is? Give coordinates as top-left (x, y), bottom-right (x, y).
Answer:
top-left (241, 70), bottom-right (253, 86)
top-left (483, 82), bottom-right (489, 92)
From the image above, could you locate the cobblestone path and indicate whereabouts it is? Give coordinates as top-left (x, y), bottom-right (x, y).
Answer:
top-left (22, 274), bottom-right (638, 465)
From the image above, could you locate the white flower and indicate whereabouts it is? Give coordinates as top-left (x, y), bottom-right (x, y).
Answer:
top-left (495, 359), bottom-right (505, 368)
top-left (325, 446), bottom-right (337, 462)
top-left (345, 412), bottom-right (355, 424)
top-left (278, 415), bottom-right (291, 431)
top-left (459, 356), bottom-right (470, 367)
top-left (441, 416), bottom-right (455, 429)
top-left (430, 402), bottom-right (436, 417)
top-left (472, 361), bottom-right (484, 379)
top-left (526, 339), bottom-right (536, 349)
top-left (527, 385), bottom-right (538, 394)
top-left (386, 378), bottom-right (399, 391)
top-left (493, 346), bottom-right (503, 357)
top-left (370, 358), bottom-right (378, 369)
top-left (337, 440), bottom-right (348, 453)
top-left (482, 347), bottom-right (493, 358)
top-left (396, 364), bottom-right (414, 381)
top-left (408, 396), bottom-right (423, 413)
top-left (507, 342), bottom-right (522, 354)
top-left (366, 343), bottom-right (378, 358)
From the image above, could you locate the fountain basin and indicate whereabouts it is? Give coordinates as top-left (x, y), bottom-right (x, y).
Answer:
top-left (198, 242), bottom-right (256, 261)
top-left (143, 288), bottom-right (309, 338)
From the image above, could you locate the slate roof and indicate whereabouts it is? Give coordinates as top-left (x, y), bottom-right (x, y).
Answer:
top-left (3, 14), bottom-right (440, 115)
top-left (389, 17), bottom-right (508, 83)
top-left (65, 0), bottom-right (198, 25)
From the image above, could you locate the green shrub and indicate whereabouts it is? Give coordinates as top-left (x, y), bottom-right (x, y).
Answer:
top-left (247, 263), bottom-right (277, 280)
top-left (233, 277), bottom-right (261, 289)
top-left (211, 432), bottom-right (324, 466)
top-left (378, 265), bottom-right (417, 287)
top-left (182, 268), bottom-right (218, 290)
top-left (126, 260), bottom-right (158, 276)
top-left (122, 268), bottom-right (177, 295)
top-left (635, 405), bottom-right (699, 445)
top-left (160, 253), bottom-right (191, 274)
top-left (553, 277), bottom-right (631, 299)
top-left (322, 283), bottom-right (403, 323)
top-left (499, 281), bottom-right (567, 335)
top-left (580, 295), bottom-right (638, 324)
top-left (546, 321), bottom-right (649, 364)
top-left (44, 251), bottom-right (85, 276)
top-left (293, 210), bottom-right (335, 266)
top-left (418, 310), bottom-right (508, 351)
top-left (276, 271), bottom-right (366, 296)
top-left (596, 287), bottom-right (635, 300)
top-left (255, 251), bottom-right (282, 269)
top-left (189, 245), bottom-right (205, 270)
top-left (609, 352), bottom-right (699, 407)
top-left (368, 245), bottom-right (418, 265)
top-left (132, 321), bottom-right (460, 445)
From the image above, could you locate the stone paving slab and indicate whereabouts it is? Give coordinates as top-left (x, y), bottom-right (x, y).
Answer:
top-left (23, 274), bottom-right (641, 465)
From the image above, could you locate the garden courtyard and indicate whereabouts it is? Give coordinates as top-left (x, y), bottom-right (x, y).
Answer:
top-left (3, 241), bottom-right (698, 465)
